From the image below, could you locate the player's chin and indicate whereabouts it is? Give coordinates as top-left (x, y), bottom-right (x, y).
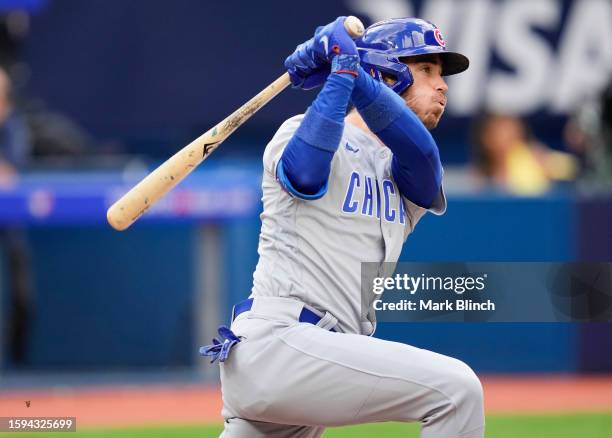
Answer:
top-left (423, 112), bottom-right (442, 130)
top-left (423, 107), bottom-right (444, 130)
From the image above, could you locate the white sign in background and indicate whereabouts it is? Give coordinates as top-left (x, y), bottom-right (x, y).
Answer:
top-left (348, 0), bottom-right (612, 115)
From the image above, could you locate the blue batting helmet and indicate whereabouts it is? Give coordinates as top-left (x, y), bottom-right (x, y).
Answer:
top-left (356, 18), bottom-right (469, 95)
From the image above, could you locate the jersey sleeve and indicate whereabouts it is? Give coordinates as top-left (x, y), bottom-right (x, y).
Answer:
top-left (262, 114), bottom-right (304, 177)
top-left (382, 148), bottom-right (447, 240)
top-left (401, 182), bottom-right (447, 241)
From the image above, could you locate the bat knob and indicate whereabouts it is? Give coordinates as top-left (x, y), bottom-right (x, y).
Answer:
top-left (344, 16), bottom-right (365, 39)
top-left (107, 204), bottom-right (129, 231)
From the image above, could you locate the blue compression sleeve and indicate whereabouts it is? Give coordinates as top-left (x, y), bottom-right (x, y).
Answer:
top-left (277, 141), bottom-right (333, 199)
top-left (279, 59), bottom-right (356, 198)
top-left (351, 66), bottom-right (442, 208)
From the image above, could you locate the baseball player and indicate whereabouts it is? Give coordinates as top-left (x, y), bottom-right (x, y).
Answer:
top-left (202, 17), bottom-right (484, 438)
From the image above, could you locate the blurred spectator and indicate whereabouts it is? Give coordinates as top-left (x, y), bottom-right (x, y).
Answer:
top-left (564, 77), bottom-right (612, 186)
top-left (0, 65), bottom-right (33, 366)
top-left (1, 7), bottom-right (93, 162)
top-left (0, 65), bottom-right (30, 184)
top-left (1, 228), bottom-right (33, 366)
top-left (472, 113), bottom-right (578, 196)
top-left (26, 109), bottom-right (92, 159)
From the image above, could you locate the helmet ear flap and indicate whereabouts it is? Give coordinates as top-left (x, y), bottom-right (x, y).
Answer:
top-left (359, 51), bottom-right (414, 95)
top-left (361, 62), bottom-right (383, 86)
top-left (398, 65), bottom-right (414, 94)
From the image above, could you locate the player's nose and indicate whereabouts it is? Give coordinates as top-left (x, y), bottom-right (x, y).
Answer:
top-left (436, 75), bottom-right (448, 95)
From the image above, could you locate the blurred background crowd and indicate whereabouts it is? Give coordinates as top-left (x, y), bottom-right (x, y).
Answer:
top-left (0, 0), bottom-right (611, 389)
top-left (2, 0), bottom-right (611, 193)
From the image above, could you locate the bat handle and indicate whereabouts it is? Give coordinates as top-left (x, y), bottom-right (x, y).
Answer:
top-left (344, 16), bottom-right (365, 39)
top-left (107, 17), bottom-right (365, 232)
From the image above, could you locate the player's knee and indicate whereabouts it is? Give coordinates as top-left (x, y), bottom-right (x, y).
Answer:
top-left (448, 360), bottom-right (485, 428)
top-left (456, 362), bottom-right (483, 407)
top-left (417, 358), bottom-right (484, 435)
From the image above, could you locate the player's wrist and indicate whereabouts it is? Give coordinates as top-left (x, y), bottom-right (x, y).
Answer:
top-left (331, 54), bottom-right (359, 77)
top-left (351, 66), bottom-right (382, 109)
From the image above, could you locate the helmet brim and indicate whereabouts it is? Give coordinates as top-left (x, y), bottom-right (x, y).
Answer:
top-left (396, 49), bottom-right (470, 76)
top-left (439, 51), bottom-right (470, 76)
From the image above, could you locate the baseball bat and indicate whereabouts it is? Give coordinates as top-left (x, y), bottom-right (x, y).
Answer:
top-left (107, 16), bottom-right (365, 231)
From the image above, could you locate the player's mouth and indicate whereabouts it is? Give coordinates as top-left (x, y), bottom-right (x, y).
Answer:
top-left (433, 99), bottom-right (445, 114)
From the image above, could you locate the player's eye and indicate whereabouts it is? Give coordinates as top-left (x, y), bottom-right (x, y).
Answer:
top-left (421, 65), bottom-right (432, 74)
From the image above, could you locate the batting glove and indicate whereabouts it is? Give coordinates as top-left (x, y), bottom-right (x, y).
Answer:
top-left (285, 16), bottom-right (359, 90)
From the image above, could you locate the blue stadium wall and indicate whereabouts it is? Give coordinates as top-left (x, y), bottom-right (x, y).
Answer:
top-left (3, 188), bottom-right (612, 373)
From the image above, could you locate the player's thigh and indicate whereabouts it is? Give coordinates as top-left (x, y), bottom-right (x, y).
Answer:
top-left (278, 323), bottom-right (483, 426)
top-left (221, 417), bottom-right (324, 438)
top-left (220, 317), bottom-right (382, 425)
top-left (221, 318), bottom-right (481, 427)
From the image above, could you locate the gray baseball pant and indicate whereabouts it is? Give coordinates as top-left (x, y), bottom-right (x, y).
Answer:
top-left (219, 297), bottom-right (485, 438)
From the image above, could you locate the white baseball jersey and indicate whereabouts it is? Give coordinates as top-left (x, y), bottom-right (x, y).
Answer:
top-left (250, 114), bottom-right (446, 335)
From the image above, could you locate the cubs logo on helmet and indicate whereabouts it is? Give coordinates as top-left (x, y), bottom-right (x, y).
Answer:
top-left (355, 18), bottom-right (469, 95)
top-left (433, 29), bottom-right (446, 47)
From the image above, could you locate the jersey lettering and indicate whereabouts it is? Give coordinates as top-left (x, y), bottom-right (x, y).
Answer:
top-left (342, 171), bottom-right (360, 213)
top-left (342, 172), bottom-right (406, 224)
top-left (375, 179), bottom-right (381, 219)
top-left (383, 180), bottom-right (396, 222)
top-left (361, 176), bottom-right (373, 216)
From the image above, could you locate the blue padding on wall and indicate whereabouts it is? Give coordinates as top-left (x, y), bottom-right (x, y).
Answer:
top-left (576, 198), bottom-right (612, 372)
top-left (375, 323), bottom-right (578, 373)
top-left (7, 186), bottom-right (591, 374)
top-left (24, 225), bottom-right (195, 369)
top-left (401, 194), bottom-right (576, 262)
top-left (378, 193), bottom-right (579, 372)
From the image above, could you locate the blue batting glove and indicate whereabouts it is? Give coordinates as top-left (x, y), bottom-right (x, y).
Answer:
top-left (285, 16), bottom-right (359, 90)
top-left (285, 38), bottom-right (331, 90)
top-left (312, 16), bottom-right (359, 60)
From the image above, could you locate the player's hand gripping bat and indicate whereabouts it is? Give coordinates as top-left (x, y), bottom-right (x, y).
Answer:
top-left (107, 16), bottom-right (364, 231)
